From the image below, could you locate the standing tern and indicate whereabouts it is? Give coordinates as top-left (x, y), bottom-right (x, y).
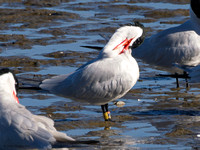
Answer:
top-left (0, 68), bottom-right (75, 149)
top-left (40, 25), bottom-right (143, 121)
top-left (133, 0), bottom-right (200, 69)
top-left (132, 0), bottom-right (200, 87)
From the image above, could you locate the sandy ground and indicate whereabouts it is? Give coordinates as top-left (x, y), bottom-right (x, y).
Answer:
top-left (1, 0), bottom-right (200, 149)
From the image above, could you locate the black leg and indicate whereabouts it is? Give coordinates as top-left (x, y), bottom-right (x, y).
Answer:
top-left (156, 72), bottom-right (189, 88)
top-left (184, 71), bottom-right (189, 88)
top-left (185, 77), bottom-right (189, 88)
top-left (175, 73), bottom-right (179, 88)
top-left (101, 104), bottom-right (111, 121)
top-left (101, 105), bottom-right (105, 113)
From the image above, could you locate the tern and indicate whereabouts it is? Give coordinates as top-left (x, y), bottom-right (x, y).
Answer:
top-left (40, 25), bottom-right (143, 121)
top-left (133, 0), bottom-right (200, 69)
top-left (132, 0), bottom-right (200, 87)
top-left (0, 68), bottom-right (75, 149)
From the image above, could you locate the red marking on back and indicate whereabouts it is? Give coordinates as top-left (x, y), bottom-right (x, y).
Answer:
top-left (13, 91), bottom-right (19, 103)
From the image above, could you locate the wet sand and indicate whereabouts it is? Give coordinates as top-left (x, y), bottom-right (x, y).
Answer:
top-left (1, 0), bottom-right (200, 149)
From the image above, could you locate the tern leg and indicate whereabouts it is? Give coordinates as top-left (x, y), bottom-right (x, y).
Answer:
top-left (157, 72), bottom-right (190, 88)
top-left (101, 104), bottom-right (111, 121)
top-left (105, 103), bottom-right (111, 120)
top-left (185, 78), bottom-right (189, 88)
top-left (183, 71), bottom-right (189, 88)
top-left (175, 73), bottom-right (179, 88)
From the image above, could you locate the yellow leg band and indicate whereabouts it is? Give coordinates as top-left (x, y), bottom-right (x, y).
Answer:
top-left (103, 112), bottom-right (111, 121)
top-left (103, 112), bottom-right (109, 121)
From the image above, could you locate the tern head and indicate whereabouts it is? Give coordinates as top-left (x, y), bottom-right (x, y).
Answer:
top-left (100, 25), bottom-right (143, 58)
top-left (191, 0), bottom-right (200, 18)
top-left (0, 68), bottom-right (19, 103)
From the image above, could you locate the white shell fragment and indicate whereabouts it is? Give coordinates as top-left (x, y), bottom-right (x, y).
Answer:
top-left (114, 101), bottom-right (125, 107)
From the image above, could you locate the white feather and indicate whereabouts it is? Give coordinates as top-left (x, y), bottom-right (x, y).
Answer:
top-left (133, 6), bottom-right (200, 70)
top-left (40, 26), bottom-right (142, 105)
top-left (0, 72), bottom-right (75, 149)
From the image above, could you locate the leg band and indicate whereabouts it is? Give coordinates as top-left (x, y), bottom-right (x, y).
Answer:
top-left (103, 112), bottom-right (109, 121)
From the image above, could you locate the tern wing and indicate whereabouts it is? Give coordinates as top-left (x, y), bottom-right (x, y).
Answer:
top-left (40, 74), bottom-right (72, 88)
top-left (33, 115), bottom-right (75, 142)
top-left (133, 20), bottom-right (200, 67)
top-left (0, 100), bottom-right (74, 148)
top-left (0, 102), bottom-right (55, 149)
top-left (40, 57), bottom-right (138, 105)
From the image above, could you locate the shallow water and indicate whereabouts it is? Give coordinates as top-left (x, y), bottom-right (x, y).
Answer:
top-left (1, 0), bottom-right (200, 149)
